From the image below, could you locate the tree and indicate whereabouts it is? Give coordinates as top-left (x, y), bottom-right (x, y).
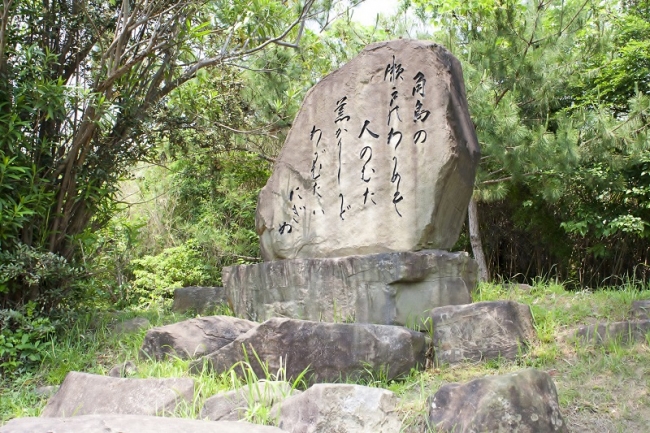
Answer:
top-left (409, 0), bottom-right (650, 284)
top-left (0, 0), bottom-right (317, 308)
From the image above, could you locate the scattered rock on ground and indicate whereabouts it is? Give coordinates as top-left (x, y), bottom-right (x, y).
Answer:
top-left (277, 383), bottom-right (402, 433)
top-left (631, 300), bottom-right (650, 320)
top-left (108, 361), bottom-right (137, 378)
top-left (34, 385), bottom-right (59, 398)
top-left (141, 316), bottom-right (257, 361)
top-left (113, 317), bottom-right (150, 333)
top-left (0, 415), bottom-right (288, 433)
top-left (428, 368), bottom-right (568, 432)
top-left (201, 380), bottom-right (300, 421)
top-left (574, 320), bottom-right (650, 345)
top-left (172, 286), bottom-right (227, 314)
top-left (41, 371), bottom-right (194, 417)
top-left (191, 317), bottom-right (427, 383)
top-left (256, 39), bottom-right (480, 261)
top-left (430, 300), bottom-right (536, 365)
top-left (224, 250), bottom-right (476, 327)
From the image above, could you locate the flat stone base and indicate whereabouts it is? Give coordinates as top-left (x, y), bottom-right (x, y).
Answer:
top-left (223, 250), bottom-right (477, 328)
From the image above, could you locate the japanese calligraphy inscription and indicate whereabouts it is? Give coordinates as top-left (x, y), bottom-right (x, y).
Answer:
top-left (256, 40), bottom-right (480, 261)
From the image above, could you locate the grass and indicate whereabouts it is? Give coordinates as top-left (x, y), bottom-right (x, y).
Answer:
top-left (2, 281), bottom-right (650, 432)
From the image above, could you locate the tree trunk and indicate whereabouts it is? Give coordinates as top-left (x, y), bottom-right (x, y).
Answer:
top-left (468, 197), bottom-right (489, 282)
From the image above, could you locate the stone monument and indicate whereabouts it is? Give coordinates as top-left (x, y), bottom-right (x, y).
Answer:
top-left (224, 39), bottom-right (481, 327)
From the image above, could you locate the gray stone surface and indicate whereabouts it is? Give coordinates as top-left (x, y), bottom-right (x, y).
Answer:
top-left (191, 317), bottom-right (427, 383)
top-left (113, 317), bottom-right (150, 333)
top-left (256, 39), bottom-right (480, 261)
top-left (0, 415), bottom-right (287, 433)
top-left (631, 300), bottom-right (650, 320)
top-left (41, 371), bottom-right (194, 417)
top-left (428, 368), bottom-right (568, 433)
top-left (108, 360), bottom-right (137, 377)
top-left (430, 300), bottom-right (537, 365)
top-left (224, 249), bottom-right (476, 327)
top-left (277, 384), bottom-right (402, 433)
top-left (200, 381), bottom-right (299, 422)
top-left (141, 316), bottom-right (257, 361)
top-left (172, 286), bottom-right (227, 314)
top-left (574, 320), bottom-right (650, 345)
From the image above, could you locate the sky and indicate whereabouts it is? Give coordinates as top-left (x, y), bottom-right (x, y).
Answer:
top-left (349, 0), bottom-right (401, 26)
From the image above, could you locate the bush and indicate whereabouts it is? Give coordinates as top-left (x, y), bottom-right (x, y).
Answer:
top-left (0, 302), bottom-right (55, 376)
top-left (130, 240), bottom-right (217, 307)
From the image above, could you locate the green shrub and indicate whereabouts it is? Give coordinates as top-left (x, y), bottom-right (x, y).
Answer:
top-left (130, 240), bottom-right (217, 306)
top-left (0, 302), bottom-right (55, 376)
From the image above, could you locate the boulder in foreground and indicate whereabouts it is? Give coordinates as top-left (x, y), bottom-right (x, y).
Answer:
top-left (428, 368), bottom-right (568, 433)
top-left (41, 372), bottom-right (194, 417)
top-left (0, 415), bottom-right (287, 433)
top-left (191, 317), bottom-right (428, 383)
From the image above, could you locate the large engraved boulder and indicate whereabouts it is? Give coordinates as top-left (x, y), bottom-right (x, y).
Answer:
top-left (256, 39), bottom-right (480, 261)
top-left (224, 250), bottom-right (476, 327)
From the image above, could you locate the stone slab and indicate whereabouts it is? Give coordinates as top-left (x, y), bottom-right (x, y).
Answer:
top-left (172, 286), bottom-right (227, 314)
top-left (41, 372), bottom-right (194, 417)
top-left (224, 249), bottom-right (476, 327)
top-left (190, 317), bottom-right (427, 384)
top-left (256, 39), bottom-right (480, 261)
top-left (140, 316), bottom-right (257, 361)
top-left (430, 300), bottom-right (537, 365)
top-left (574, 320), bottom-right (650, 345)
top-left (631, 300), bottom-right (650, 320)
top-left (0, 415), bottom-right (287, 433)
top-left (428, 368), bottom-right (568, 432)
top-left (277, 384), bottom-right (402, 433)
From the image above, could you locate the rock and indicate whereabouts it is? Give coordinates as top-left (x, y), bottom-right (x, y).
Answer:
top-left (428, 368), bottom-right (568, 432)
top-left (113, 317), bottom-right (150, 333)
top-left (277, 383), bottom-right (402, 433)
top-left (256, 39), bottom-right (480, 261)
top-left (41, 371), bottom-right (194, 417)
top-left (140, 316), bottom-right (257, 361)
top-left (574, 320), bottom-right (650, 345)
top-left (631, 300), bottom-right (650, 320)
top-left (34, 385), bottom-right (59, 398)
top-left (172, 286), bottom-right (227, 314)
top-left (108, 360), bottom-right (137, 377)
top-left (0, 415), bottom-right (287, 433)
top-left (224, 249), bottom-right (476, 327)
top-left (191, 317), bottom-right (427, 384)
top-left (200, 381), bottom-right (300, 421)
top-left (430, 301), bottom-right (537, 365)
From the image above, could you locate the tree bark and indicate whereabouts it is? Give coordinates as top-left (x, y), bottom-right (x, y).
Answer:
top-left (468, 197), bottom-right (489, 282)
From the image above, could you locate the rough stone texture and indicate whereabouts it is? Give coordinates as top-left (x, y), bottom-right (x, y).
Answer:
top-left (113, 317), bottom-right (150, 333)
top-left (191, 317), bottom-right (427, 383)
top-left (200, 381), bottom-right (300, 421)
top-left (0, 415), bottom-right (287, 433)
top-left (41, 371), bottom-right (194, 417)
top-left (256, 39), bottom-right (480, 261)
top-left (631, 300), bottom-right (650, 320)
top-left (277, 384), bottom-right (402, 433)
top-left (428, 368), bottom-right (568, 433)
top-left (140, 316), bottom-right (257, 361)
top-left (172, 286), bottom-right (227, 314)
top-left (108, 360), bottom-right (137, 377)
top-left (574, 320), bottom-right (650, 345)
top-left (224, 250), bottom-right (476, 327)
top-left (430, 301), bottom-right (536, 365)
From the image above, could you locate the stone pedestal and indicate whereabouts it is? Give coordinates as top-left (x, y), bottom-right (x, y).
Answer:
top-left (223, 250), bottom-right (477, 328)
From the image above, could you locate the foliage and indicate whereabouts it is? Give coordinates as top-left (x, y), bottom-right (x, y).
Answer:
top-left (130, 240), bottom-right (217, 306)
top-left (410, 0), bottom-right (650, 285)
top-left (0, 303), bottom-right (55, 376)
top-left (0, 0), bottom-right (316, 310)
